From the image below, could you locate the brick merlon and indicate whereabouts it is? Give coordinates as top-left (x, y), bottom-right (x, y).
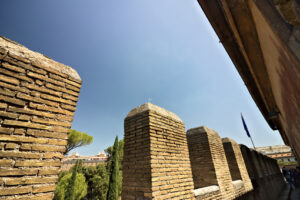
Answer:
top-left (0, 36), bottom-right (81, 81)
top-left (186, 126), bottom-right (219, 136)
top-left (126, 102), bottom-right (182, 122)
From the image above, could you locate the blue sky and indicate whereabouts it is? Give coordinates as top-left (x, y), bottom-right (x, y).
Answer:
top-left (1, 0), bottom-right (283, 155)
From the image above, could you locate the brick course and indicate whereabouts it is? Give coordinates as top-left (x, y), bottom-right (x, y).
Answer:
top-left (0, 37), bottom-right (81, 199)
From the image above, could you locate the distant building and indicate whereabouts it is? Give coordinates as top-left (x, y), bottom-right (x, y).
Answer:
top-left (61, 152), bottom-right (108, 171)
top-left (256, 145), bottom-right (296, 163)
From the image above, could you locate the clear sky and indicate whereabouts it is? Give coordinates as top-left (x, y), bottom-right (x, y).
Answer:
top-left (1, 0), bottom-right (284, 155)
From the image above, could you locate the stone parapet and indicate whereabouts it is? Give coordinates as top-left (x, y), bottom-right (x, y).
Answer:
top-left (187, 127), bottom-right (234, 200)
top-left (122, 103), bottom-right (195, 200)
top-left (0, 37), bottom-right (81, 199)
top-left (222, 138), bottom-right (253, 197)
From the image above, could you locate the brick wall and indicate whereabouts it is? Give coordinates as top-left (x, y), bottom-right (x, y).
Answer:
top-left (222, 138), bottom-right (253, 197)
top-left (122, 103), bottom-right (195, 200)
top-left (187, 127), bottom-right (235, 200)
top-left (0, 37), bottom-right (81, 199)
top-left (122, 103), bottom-right (284, 199)
top-left (237, 145), bottom-right (285, 200)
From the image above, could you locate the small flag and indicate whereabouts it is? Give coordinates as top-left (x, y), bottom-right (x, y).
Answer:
top-left (241, 113), bottom-right (251, 137)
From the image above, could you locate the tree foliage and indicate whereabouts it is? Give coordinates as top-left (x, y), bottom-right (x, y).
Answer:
top-left (82, 164), bottom-right (109, 200)
top-left (55, 136), bottom-right (124, 200)
top-left (106, 136), bottom-right (120, 200)
top-left (55, 161), bottom-right (87, 200)
top-left (65, 129), bottom-right (93, 155)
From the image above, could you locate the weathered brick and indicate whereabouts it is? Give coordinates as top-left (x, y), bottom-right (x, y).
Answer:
top-left (0, 103), bottom-right (7, 109)
top-left (51, 126), bottom-right (70, 133)
top-left (5, 143), bottom-right (19, 149)
top-left (61, 104), bottom-right (76, 111)
top-left (30, 91), bottom-right (40, 97)
top-left (2, 62), bottom-right (25, 73)
top-left (3, 119), bottom-right (51, 130)
top-left (0, 159), bottom-right (14, 167)
top-left (62, 93), bottom-right (78, 101)
top-left (45, 83), bottom-right (79, 97)
top-left (26, 129), bottom-right (68, 139)
top-left (0, 111), bottom-right (18, 119)
top-left (38, 168), bottom-right (60, 176)
top-left (66, 84), bottom-right (80, 92)
top-left (33, 184), bottom-right (56, 193)
top-left (0, 81), bottom-right (29, 93)
top-left (20, 144), bottom-right (65, 152)
top-left (0, 151), bottom-right (42, 159)
top-left (19, 115), bottom-right (31, 121)
top-left (31, 117), bottom-right (71, 127)
top-left (48, 139), bottom-right (68, 146)
top-left (0, 185), bottom-right (32, 195)
top-left (0, 94), bottom-right (26, 106)
top-left (0, 74), bottom-right (19, 85)
top-left (43, 152), bottom-right (64, 159)
top-left (36, 104), bottom-right (74, 116)
top-left (8, 54), bottom-right (30, 64)
top-left (8, 106), bottom-right (55, 118)
top-left (0, 88), bottom-right (16, 97)
top-left (4, 56), bottom-right (47, 75)
top-left (0, 68), bottom-right (33, 82)
top-left (32, 61), bottom-right (68, 78)
top-left (49, 73), bottom-right (81, 88)
top-left (5, 177), bottom-right (58, 186)
top-left (0, 135), bottom-right (48, 144)
top-left (35, 79), bottom-right (44, 86)
top-left (15, 160), bottom-right (61, 167)
top-left (27, 72), bottom-right (65, 87)
top-left (2, 192), bottom-right (54, 200)
top-left (0, 127), bottom-right (14, 135)
top-left (14, 128), bottom-right (25, 135)
top-left (56, 114), bottom-right (73, 122)
top-left (21, 82), bottom-right (61, 97)
top-left (16, 93), bottom-right (59, 107)
top-left (40, 93), bottom-right (76, 106)
top-left (0, 168), bottom-right (38, 176)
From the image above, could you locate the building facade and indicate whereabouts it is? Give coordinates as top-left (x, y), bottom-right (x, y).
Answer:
top-left (61, 152), bottom-right (108, 170)
top-left (256, 145), bottom-right (297, 164)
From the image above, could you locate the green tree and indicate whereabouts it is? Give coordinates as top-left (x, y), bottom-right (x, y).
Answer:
top-left (55, 161), bottom-right (87, 200)
top-left (65, 129), bottom-right (93, 155)
top-left (105, 139), bottom-right (124, 197)
top-left (65, 160), bottom-right (81, 200)
top-left (105, 139), bottom-right (124, 170)
top-left (82, 164), bottom-right (109, 200)
top-left (106, 136), bottom-right (120, 200)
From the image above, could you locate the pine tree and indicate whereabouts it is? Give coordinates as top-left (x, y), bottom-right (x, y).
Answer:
top-left (106, 136), bottom-right (119, 200)
top-left (65, 160), bottom-right (80, 200)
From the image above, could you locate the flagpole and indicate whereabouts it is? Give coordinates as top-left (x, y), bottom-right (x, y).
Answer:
top-left (249, 135), bottom-right (256, 150)
top-left (241, 113), bottom-right (256, 150)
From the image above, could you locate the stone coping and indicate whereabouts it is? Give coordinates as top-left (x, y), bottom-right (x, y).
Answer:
top-left (126, 102), bottom-right (182, 122)
top-left (232, 180), bottom-right (244, 190)
top-left (194, 185), bottom-right (220, 197)
top-left (0, 36), bottom-right (81, 81)
top-left (187, 126), bottom-right (218, 136)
